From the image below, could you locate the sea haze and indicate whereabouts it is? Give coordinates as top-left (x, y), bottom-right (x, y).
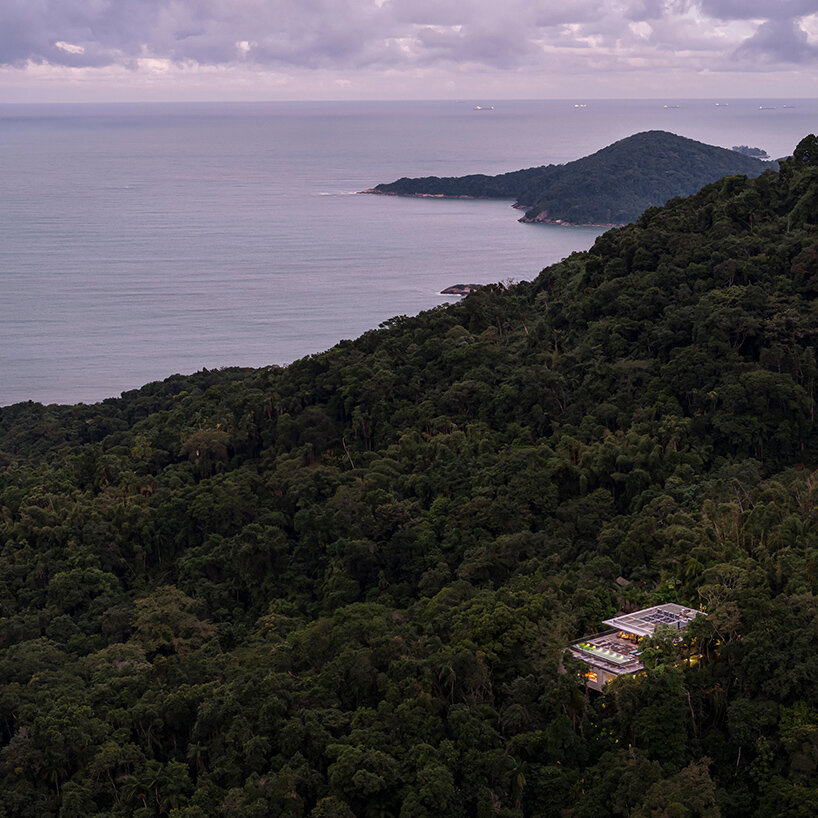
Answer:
top-left (1, 99), bottom-right (815, 406)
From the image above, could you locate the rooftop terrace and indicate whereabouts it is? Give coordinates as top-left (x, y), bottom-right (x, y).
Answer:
top-left (567, 603), bottom-right (705, 691)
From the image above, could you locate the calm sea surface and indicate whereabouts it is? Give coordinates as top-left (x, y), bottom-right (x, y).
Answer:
top-left (1, 99), bottom-right (816, 406)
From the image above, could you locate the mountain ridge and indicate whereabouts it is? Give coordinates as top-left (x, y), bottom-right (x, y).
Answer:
top-left (365, 130), bottom-right (775, 225)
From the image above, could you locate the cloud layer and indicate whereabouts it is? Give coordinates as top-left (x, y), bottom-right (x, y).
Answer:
top-left (2, 1), bottom-right (818, 89)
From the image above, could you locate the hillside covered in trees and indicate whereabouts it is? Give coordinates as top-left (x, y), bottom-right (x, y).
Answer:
top-left (2, 136), bottom-right (818, 817)
top-left (366, 130), bottom-right (774, 225)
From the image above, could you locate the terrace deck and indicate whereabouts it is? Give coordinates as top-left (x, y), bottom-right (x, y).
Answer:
top-left (568, 603), bottom-right (705, 691)
top-left (567, 632), bottom-right (642, 679)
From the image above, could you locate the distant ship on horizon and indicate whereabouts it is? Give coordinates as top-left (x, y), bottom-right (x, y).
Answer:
top-left (473, 105), bottom-right (494, 111)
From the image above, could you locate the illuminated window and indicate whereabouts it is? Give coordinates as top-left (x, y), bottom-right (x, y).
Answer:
top-left (585, 672), bottom-right (598, 682)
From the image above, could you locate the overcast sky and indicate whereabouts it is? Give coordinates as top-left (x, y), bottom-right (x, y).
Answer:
top-left (1, 0), bottom-right (817, 102)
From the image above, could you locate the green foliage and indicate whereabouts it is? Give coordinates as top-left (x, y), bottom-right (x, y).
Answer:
top-left (3, 136), bottom-right (818, 814)
top-left (372, 130), bottom-right (774, 225)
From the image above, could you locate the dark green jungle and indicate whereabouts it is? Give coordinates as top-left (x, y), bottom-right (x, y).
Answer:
top-left (370, 130), bottom-right (774, 225)
top-left (2, 136), bottom-right (818, 818)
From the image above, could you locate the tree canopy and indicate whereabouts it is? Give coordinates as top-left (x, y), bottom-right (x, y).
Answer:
top-left (369, 130), bottom-right (774, 225)
top-left (1, 136), bottom-right (818, 817)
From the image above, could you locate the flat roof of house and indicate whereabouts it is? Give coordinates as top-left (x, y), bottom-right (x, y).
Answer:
top-left (602, 603), bottom-right (704, 638)
top-left (568, 632), bottom-right (643, 676)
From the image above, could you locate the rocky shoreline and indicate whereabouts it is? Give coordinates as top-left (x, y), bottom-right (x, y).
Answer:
top-left (360, 189), bottom-right (619, 227)
top-left (516, 211), bottom-right (624, 228)
top-left (359, 189), bottom-right (505, 200)
top-left (439, 283), bottom-right (484, 296)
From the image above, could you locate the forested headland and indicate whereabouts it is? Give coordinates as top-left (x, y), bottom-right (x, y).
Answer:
top-left (2, 136), bottom-right (818, 817)
top-left (366, 130), bottom-right (774, 225)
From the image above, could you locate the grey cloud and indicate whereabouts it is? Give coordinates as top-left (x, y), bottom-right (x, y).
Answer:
top-left (0, 0), bottom-right (398, 68)
top-left (733, 17), bottom-right (818, 63)
top-left (644, 17), bottom-right (726, 52)
top-left (530, 2), bottom-right (603, 27)
top-left (625, 0), bottom-right (684, 21)
top-left (386, 0), bottom-right (594, 29)
top-left (3, 0), bottom-right (816, 75)
top-left (414, 23), bottom-right (539, 69)
top-left (698, 0), bottom-right (818, 21)
top-left (388, 0), bottom-right (479, 27)
top-left (0, 0), bottom-right (561, 70)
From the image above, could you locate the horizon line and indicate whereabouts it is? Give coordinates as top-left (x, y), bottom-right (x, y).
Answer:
top-left (1, 95), bottom-right (817, 107)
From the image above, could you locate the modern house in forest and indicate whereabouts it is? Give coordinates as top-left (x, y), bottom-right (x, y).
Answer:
top-left (567, 603), bottom-right (704, 691)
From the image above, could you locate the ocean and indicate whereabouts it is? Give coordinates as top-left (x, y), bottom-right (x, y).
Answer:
top-left (1, 98), bottom-right (816, 406)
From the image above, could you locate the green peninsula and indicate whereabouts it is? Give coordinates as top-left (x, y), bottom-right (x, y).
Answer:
top-left (1, 136), bottom-right (818, 816)
top-left (365, 130), bottom-right (775, 225)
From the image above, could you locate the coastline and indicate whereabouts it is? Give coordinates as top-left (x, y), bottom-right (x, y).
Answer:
top-left (359, 189), bottom-right (514, 201)
top-left (360, 189), bottom-right (622, 227)
top-left (439, 283), bottom-right (484, 296)
top-left (516, 211), bottom-right (624, 228)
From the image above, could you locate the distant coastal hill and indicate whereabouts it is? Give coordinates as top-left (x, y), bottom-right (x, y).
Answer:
top-left (363, 130), bottom-right (776, 225)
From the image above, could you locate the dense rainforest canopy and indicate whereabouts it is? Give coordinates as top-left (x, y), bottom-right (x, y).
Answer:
top-left (2, 136), bottom-right (818, 817)
top-left (368, 130), bottom-right (773, 225)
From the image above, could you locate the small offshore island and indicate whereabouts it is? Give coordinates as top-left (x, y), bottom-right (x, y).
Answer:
top-left (363, 130), bottom-right (775, 226)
